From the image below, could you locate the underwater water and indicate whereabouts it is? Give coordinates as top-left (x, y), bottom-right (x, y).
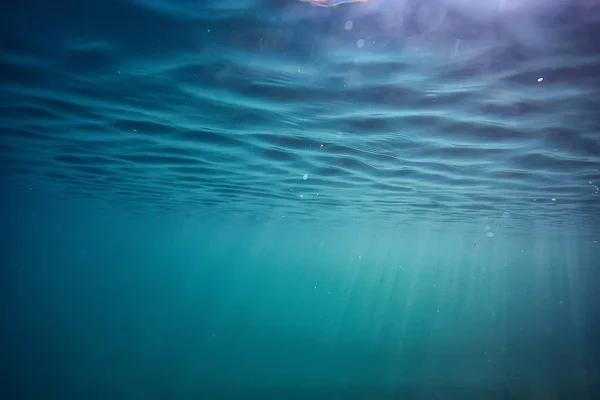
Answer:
top-left (1, 0), bottom-right (600, 398)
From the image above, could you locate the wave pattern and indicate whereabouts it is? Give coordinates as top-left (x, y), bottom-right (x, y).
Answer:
top-left (1, 0), bottom-right (600, 227)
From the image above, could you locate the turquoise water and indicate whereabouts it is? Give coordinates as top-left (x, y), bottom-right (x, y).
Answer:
top-left (2, 0), bottom-right (600, 398)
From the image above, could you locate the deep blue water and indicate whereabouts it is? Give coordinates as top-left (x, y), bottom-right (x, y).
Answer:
top-left (1, 0), bottom-right (600, 398)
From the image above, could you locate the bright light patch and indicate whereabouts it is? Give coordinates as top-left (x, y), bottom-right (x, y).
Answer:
top-left (300, 0), bottom-right (369, 7)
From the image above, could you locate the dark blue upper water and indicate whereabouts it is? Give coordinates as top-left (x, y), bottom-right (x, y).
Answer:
top-left (2, 0), bottom-right (600, 229)
top-left (1, 0), bottom-right (600, 399)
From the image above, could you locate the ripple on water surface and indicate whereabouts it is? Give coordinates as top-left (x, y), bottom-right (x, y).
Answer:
top-left (1, 0), bottom-right (599, 229)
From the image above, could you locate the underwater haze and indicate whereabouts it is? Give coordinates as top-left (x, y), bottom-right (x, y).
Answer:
top-left (2, 0), bottom-right (600, 398)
